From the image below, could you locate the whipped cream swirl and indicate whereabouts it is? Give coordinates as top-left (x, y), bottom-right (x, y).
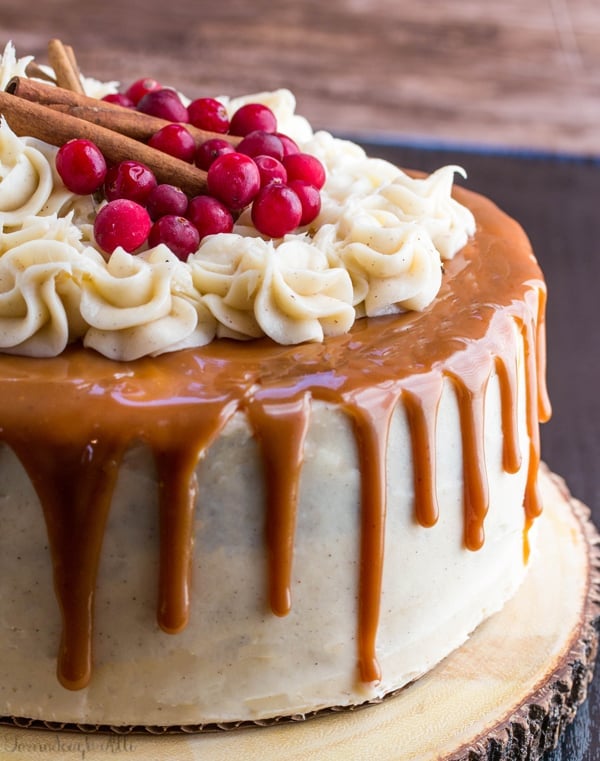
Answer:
top-left (0, 43), bottom-right (476, 360)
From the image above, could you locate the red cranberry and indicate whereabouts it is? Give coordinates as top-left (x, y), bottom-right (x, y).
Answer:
top-left (137, 88), bottom-right (189, 123)
top-left (55, 139), bottom-right (107, 195)
top-left (283, 153), bottom-right (326, 189)
top-left (229, 103), bottom-right (277, 136)
top-left (103, 164), bottom-right (119, 197)
top-left (148, 124), bottom-right (196, 162)
top-left (288, 179), bottom-right (321, 225)
top-left (146, 184), bottom-right (189, 220)
top-left (105, 160), bottom-right (157, 204)
top-left (187, 195), bottom-right (234, 240)
top-left (195, 138), bottom-right (236, 171)
top-left (207, 152), bottom-right (261, 211)
top-left (277, 132), bottom-right (300, 156)
top-left (94, 199), bottom-right (151, 254)
top-left (254, 155), bottom-right (287, 187)
top-left (187, 97), bottom-right (230, 133)
top-left (148, 215), bottom-right (200, 260)
top-left (251, 184), bottom-right (302, 238)
top-left (102, 92), bottom-right (135, 108)
top-left (125, 77), bottom-right (162, 105)
top-left (236, 130), bottom-right (284, 161)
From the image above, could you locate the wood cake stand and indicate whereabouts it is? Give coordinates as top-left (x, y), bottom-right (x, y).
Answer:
top-left (1, 465), bottom-right (598, 761)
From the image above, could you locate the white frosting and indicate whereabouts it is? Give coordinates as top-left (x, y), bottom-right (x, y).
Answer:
top-left (0, 43), bottom-right (476, 359)
top-left (81, 246), bottom-right (218, 360)
top-left (190, 234), bottom-right (355, 343)
top-left (0, 41), bottom-right (31, 91)
top-left (0, 121), bottom-right (77, 225)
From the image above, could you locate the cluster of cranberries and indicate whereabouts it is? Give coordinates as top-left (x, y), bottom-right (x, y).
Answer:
top-left (55, 77), bottom-right (326, 260)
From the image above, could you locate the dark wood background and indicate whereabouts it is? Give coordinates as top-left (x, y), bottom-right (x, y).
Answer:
top-left (2, 0), bottom-right (600, 156)
top-left (0, 1), bottom-right (598, 759)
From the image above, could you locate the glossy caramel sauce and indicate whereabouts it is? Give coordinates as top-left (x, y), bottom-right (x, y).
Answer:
top-left (0, 185), bottom-right (550, 691)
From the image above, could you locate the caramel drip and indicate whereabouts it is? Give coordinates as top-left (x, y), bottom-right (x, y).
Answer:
top-left (346, 390), bottom-right (398, 683)
top-left (156, 449), bottom-right (199, 634)
top-left (155, 400), bottom-right (239, 634)
top-left (536, 288), bottom-right (552, 424)
top-left (523, 287), bottom-right (552, 562)
top-left (247, 393), bottom-right (311, 617)
top-left (0, 184), bottom-right (551, 690)
top-left (451, 370), bottom-right (490, 551)
top-left (403, 375), bottom-right (444, 528)
top-left (521, 299), bottom-right (544, 525)
top-left (402, 311), bottom-right (532, 550)
top-left (495, 351), bottom-right (522, 475)
top-left (8, 436), bottom-right (124, 689)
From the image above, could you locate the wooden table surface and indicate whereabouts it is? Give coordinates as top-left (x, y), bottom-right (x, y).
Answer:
top-left (0, 2), bottom-right (599, 759)
top-left (2, 0), bottom-right (600, 155)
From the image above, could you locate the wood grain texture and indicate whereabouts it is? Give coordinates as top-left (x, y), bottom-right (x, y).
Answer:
top-left (0, 0), bottom-right (600, 154)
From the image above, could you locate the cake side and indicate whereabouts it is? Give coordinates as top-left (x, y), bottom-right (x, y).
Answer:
top-left (0, 184), bottom-right (551, 726)
top-left (0, 388), bottom-right (532, 726)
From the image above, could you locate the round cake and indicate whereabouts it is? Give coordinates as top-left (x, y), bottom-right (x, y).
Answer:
top-left (0, 42), bottom-right (550, 729)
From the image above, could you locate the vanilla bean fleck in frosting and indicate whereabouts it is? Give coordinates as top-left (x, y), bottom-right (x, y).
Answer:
top-left (0, 43), bottom-right (475, 360)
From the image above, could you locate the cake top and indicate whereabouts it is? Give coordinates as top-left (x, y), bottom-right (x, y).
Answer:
top-left (0, 41), bottom-right (475, 360)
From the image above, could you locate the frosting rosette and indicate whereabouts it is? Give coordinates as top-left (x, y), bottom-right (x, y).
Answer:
top-left (0, 218), bottom-right (88, 356)
top-left (0, 120), bottom-right (77, 227)
top-left (334, 202), bottom-right (443, 316)
top-left (190, 234), bottom-right (355, 344)
top-left (376, 165), bottom-right (476, 259)
top-left (80, 246), bottom-right (217, 361)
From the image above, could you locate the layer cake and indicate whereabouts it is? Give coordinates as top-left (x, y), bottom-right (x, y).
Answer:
top-left (0, 42), bottom-right (551, 729)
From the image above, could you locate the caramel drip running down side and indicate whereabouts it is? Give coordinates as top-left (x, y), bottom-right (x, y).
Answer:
top-left (522, 288), bottom-right (552, 563)
top-left (403, 375), bottom-right (444, 528)
top-left (156, 399), bottom-right (239, 635)
top-left (495, 349), bottom-right (523, 476)
top-left (521, 303), bottom-right (544, 525)
top-left (446, 354), bottom-right (492, 552)
top-left (247, 393), bottom-right (312, 617)
top-left (8, 436), bottom-right (125, 690)
top-left (0, 184), bottom-right (551, 693)
top-left (156, 448), bottom-right (200, 635)
top-left (535, 287), bottom-right (553, 425)
top-left (518, 288), bottom-right (549, 568)
top-left (345, 389), bottom-right (399, 684)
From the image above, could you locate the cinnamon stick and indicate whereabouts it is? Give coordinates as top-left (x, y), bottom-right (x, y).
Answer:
top-left (47, 39), bottom-right (85, 94)
top-left (7, 76), bottom-right (240, 147)
top-left (0, 90), bottom-right (208, 196)
top-left (24, 61), bottom-right (57, 84)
